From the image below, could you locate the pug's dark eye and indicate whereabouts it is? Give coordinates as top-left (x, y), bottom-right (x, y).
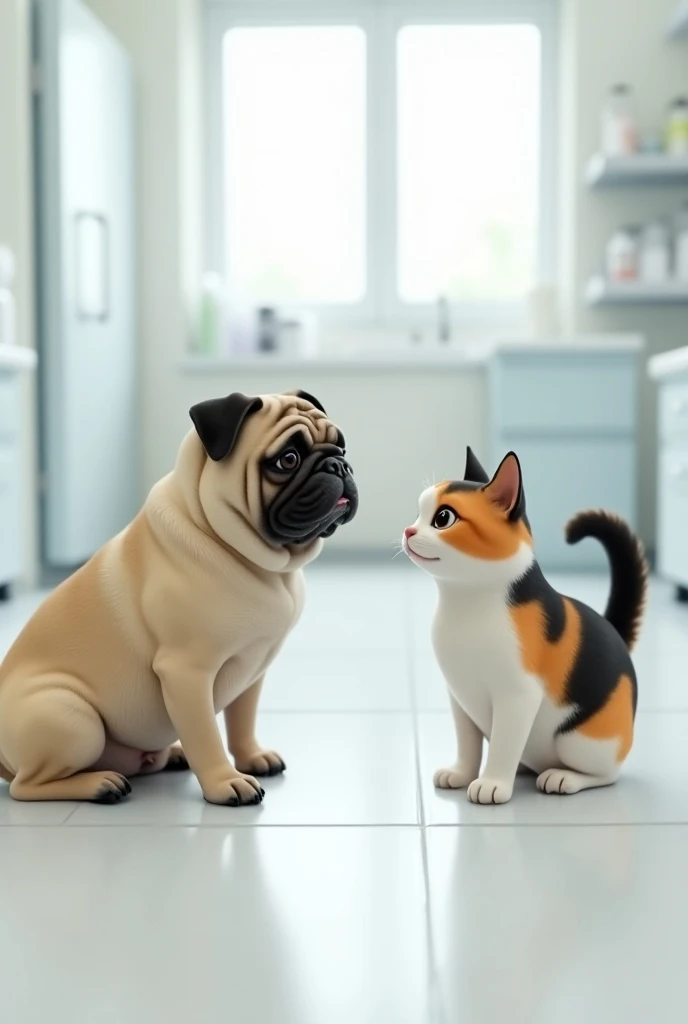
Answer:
top-left (433, 506), bottom-right (458, 530)
top-left (275, 449), bottom-right (300, 473)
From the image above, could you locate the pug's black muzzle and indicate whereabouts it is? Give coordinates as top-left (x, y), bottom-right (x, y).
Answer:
top-left (265, 446), bottom-right (358, 545)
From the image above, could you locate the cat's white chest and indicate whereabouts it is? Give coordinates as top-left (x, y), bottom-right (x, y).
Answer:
top-left (431, 589), bottom-right (525, 737)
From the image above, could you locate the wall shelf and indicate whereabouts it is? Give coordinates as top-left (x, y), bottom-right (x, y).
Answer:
top-left (667, 2), bottom-right (688, 38)
top-left (585, 153), bottom-right (688, 186)
top-left (585, 277), bottom-right (688, 306)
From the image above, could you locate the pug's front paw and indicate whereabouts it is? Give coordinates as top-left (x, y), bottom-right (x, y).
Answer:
top-left (233, 748), bottom-right (286, 777)
top-left (467, 776), bottom-right (513, 805)
top-left (202, 770), bottom-right (265, 807)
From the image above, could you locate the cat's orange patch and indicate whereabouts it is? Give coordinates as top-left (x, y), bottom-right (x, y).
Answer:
top-left (509, 598), bottom-right (581, 704)
top-left (577, 674), bottom-right (634, 763)
top-left (436, 486), bottom-right (532, 561)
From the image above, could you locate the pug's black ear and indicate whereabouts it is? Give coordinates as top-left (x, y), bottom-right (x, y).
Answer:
top-left (189, 393), bottom-right (263, 462)
top-left (464, 446), bottom-right (490, 484)
top-left (291, 389), bottom-right (327, 415)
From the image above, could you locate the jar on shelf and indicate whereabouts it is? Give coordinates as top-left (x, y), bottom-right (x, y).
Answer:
top-left (606, 226), bottom-right (640, 281)
top-left (674, 205), bottom-right (688, 281)
top-left (639, 220), bottom-right (671, 283)
top-left (665, 97), bottom-right (688, 156)
top-left (601, 84), bottom-right (638, 157)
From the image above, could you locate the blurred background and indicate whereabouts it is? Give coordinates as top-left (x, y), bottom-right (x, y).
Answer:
top-left (2, 0), bottom-right (688, 592)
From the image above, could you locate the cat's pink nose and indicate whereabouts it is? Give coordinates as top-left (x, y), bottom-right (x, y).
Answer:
top-left (404, 527), bottom-right (417, 539)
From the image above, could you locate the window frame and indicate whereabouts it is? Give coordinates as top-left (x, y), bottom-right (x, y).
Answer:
top-left (204, 0), bottom-right (559, 331)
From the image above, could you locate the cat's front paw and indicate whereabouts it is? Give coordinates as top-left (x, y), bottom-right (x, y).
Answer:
top-left (467, 776), bottom-right (514, 805)
top-left (433, 765), bottom-right (475, 790)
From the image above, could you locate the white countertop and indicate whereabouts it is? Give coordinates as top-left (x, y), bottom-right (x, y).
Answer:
top-left (180, 334), bottom-right (644, 374)
top-left (648, 346), bottom-right (688, 381)
top-left (0, 346), bottom-right (37, 371)
top-left (492, 334), bottom-right (643, 354)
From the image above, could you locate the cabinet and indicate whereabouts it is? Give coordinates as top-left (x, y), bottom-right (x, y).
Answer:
top-left (489, 343), bottom-right (641, 570)
top-left (650, 351), bottom-right (688, 597)
top-left (0, 364), bottom-right (30, 597)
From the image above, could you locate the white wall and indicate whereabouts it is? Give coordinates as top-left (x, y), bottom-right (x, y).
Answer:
top-left (148, 364), bottom-right (487, 550)
top-left (559, 0), bottom-right (688, 548)
top-left (0, 0), bottom-right (38, 588)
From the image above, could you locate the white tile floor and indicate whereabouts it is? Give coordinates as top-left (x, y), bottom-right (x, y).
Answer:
top-left (0, 563), bottom-right (687, 1023)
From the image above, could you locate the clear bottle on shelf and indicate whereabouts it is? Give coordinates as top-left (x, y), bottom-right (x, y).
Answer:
top-left (674, 205), bottom-right (688, 282)
top-left (606, 226), bottom-right (640, 281)
top-left (601, 84), bottom-right (638, 157)
top-left (665, 97), bottom-right (688, 156)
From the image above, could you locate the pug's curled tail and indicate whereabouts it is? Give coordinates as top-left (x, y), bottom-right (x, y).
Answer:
top-left (565, 509), bottom-right (648, 651)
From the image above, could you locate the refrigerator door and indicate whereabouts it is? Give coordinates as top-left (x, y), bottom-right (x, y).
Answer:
top-left (35, 0), bottom-right (137, 567)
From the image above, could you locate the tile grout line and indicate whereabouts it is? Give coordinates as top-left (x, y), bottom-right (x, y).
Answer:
top-left (7, 819), bottom-right (688, 830)
top-left (405, 575), bottom-right (447, 1024)
top-left (61, 804), bottom-right (81, 825)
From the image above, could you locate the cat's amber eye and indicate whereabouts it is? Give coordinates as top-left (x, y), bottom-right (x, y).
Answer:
top-left (433, 506), bottom-right (458, 530)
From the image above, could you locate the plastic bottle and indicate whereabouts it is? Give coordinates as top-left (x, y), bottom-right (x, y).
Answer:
top-left (601, 84), bottom-right (638, 157)
top-left (674, 205), bottom-right (688, 281)
top-left (198, 273), bottom-right (224, 355)
top-left (606, 226), bottom-right (640, 281)
top-left (666, 97), bottom-right (688, 156)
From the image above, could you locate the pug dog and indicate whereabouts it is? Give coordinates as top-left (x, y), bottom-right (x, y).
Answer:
top-left (0, 391), bottom-right (357, 805)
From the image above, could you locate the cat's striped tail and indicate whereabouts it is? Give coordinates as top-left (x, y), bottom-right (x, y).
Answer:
top-left (565, 509), bottom-right (649, 651)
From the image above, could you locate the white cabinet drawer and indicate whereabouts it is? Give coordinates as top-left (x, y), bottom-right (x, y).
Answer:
top-left (659, 381), bottom-right (688, 443)
top-left (0, 444), bottom-right (21, 584)
top-left (491, 354), bottom-right (637, 434)
top-left (657, 449), bottom-right (688, 585)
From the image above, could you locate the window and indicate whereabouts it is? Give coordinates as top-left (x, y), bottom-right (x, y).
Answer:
top-left (398, 24), bottom-right (541, 304)
top-left (205, 1), bottom-right (557, 327)
top-left (223, 26), bottom-right (366, 303)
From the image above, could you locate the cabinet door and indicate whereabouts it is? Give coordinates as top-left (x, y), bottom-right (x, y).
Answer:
top-left (659, 379), bottom-right (688, 444)
top-left (657, 448), bottom-right (688, 586)
top-left (498, 438), bottom-right (635, 571)
top-left (0, 445), bottom-right (21, 584)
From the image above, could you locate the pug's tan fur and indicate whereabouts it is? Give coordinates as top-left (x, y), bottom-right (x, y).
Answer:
top-left (0, 393), bottom-right (346, 805)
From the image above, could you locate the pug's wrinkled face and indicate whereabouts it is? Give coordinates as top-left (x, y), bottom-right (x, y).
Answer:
top-left (261, 426), bottom-right (357, 545)
top-left (189, 390), bottom-right (358, 551)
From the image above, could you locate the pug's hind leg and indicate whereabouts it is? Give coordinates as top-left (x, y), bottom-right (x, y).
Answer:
top-left (225, 677), bottom-right (286, 777)
top-left (162, 742), bottom-right (190, 771)
top-left (2, 683), bottom-right (132, 803)
top-left (138, 743), bottom-right (190, 774)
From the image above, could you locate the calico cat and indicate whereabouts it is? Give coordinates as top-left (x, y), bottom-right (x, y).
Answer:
top-left (403, 447), bottom-right (648, 804)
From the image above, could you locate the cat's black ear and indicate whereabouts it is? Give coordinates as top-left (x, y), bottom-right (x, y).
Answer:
top-left (290, 389), bottom-right (327, 415)
top-left (464, 446), bottom-right (490, 484)
top-left (484, 452), bottom-right (525, 522)
top-left (189, 393), bottom-right (263, 461)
